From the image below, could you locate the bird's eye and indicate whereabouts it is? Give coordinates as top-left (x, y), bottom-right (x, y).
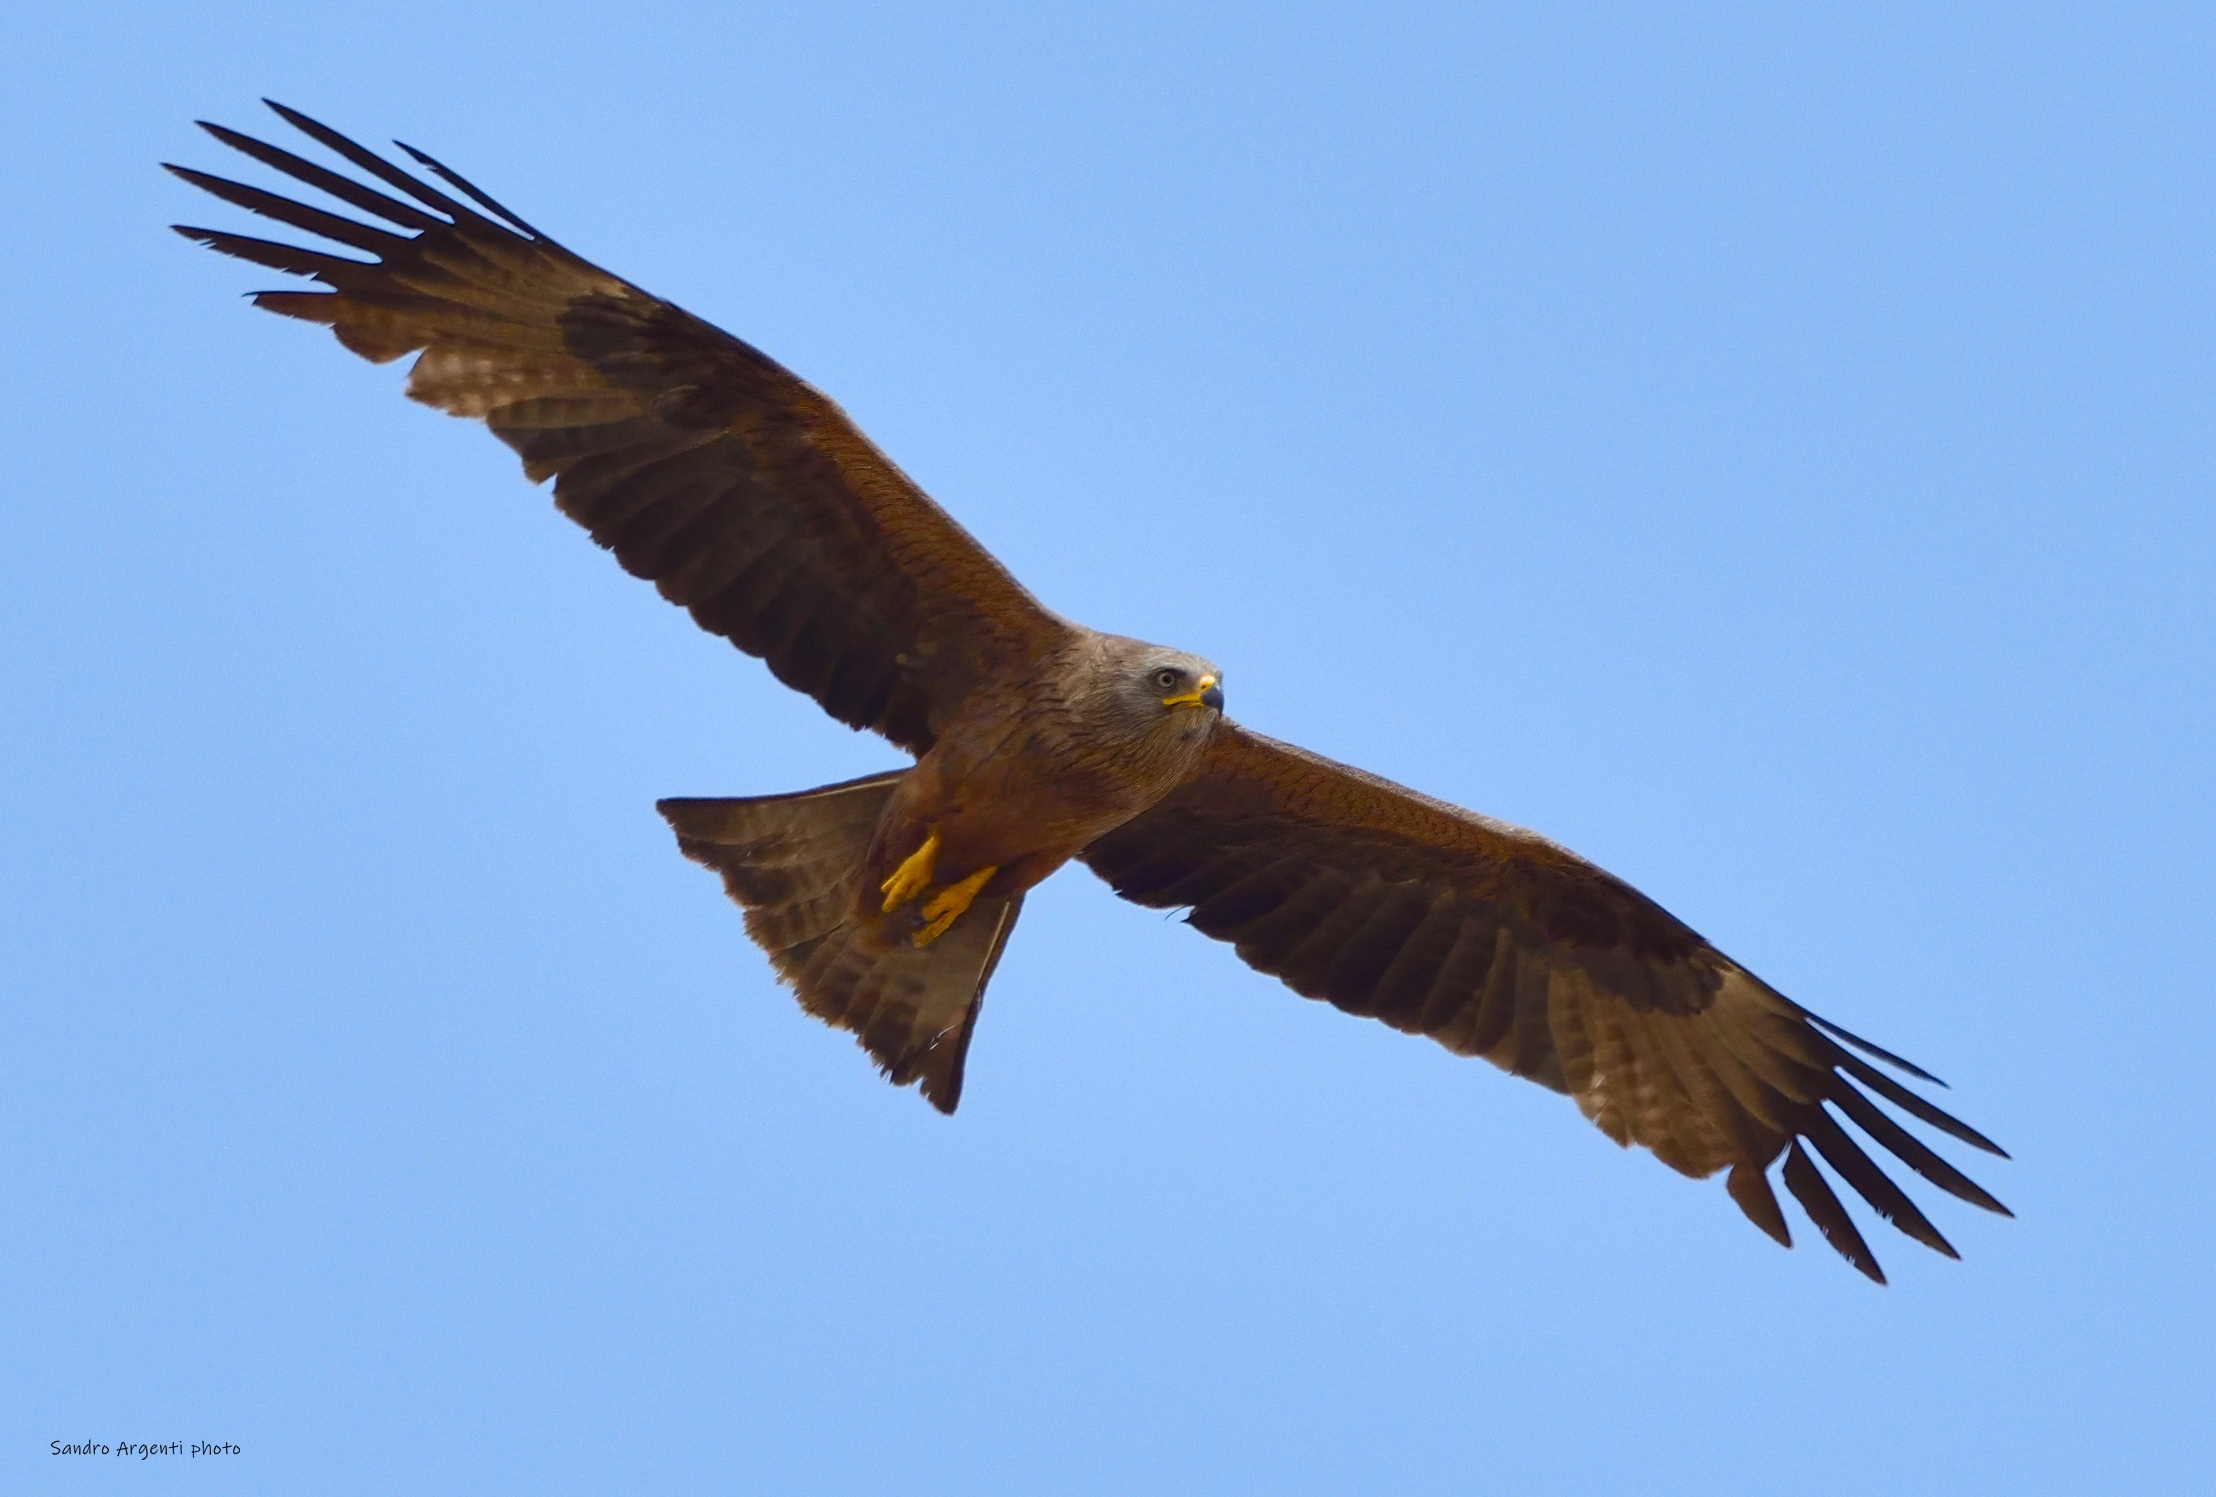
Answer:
top-left (1152, 668), bottom-right (1181, 692)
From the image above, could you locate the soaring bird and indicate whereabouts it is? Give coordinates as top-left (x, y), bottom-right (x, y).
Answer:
top-left (170, 102), bottom-right (2009, 1282)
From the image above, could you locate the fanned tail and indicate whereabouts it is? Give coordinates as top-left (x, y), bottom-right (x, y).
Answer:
top-left (659, 771), bottom-right (1022, 1113)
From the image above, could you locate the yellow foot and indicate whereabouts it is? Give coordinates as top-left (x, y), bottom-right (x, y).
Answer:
top-left (913, 865), bottom-right (998, 947)
top-left (879, 830), bottom-right (941, 913)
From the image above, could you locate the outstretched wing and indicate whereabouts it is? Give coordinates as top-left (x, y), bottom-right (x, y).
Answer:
top-left (170, 102), bottom-right (1068, 755)
top-left (1080, 723), bottom-right (2009, 1282)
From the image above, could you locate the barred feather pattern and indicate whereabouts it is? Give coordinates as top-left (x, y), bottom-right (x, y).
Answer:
top-left (659, 771), bottom-right (1022, 1115)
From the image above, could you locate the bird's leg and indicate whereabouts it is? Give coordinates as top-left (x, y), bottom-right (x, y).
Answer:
top-left (913, 865), bottom-right (998, 947)
top-left (879, 829), bottom-right (941, 912)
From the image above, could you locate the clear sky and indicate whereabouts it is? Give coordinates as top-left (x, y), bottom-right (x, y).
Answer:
top-left (6, 3), bottom-right (2211, 1493)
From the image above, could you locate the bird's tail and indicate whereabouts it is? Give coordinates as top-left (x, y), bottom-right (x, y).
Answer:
top-left (658, 770), bottom-right (1022, 1113)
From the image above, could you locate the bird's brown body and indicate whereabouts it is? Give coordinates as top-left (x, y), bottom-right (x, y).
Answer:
top-left (865, 630), bottom-right (1225, 933)
top-left (172, 103), bottom-right (2010, 1282)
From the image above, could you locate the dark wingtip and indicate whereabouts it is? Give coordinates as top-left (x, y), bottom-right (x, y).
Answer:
top-left (261, 99), bottom-right (319, 133)
top-left (1809, 1014), bottom-right (1947, 1086)
top-left (196, 120), bottom-right (258, 152)
top-left (1804, 1106), bottom-right (1962, 1260)
top-left (1835, 1052), bottom-right (2010, 1158)
top-left (161, 163), bottom-right (226, 191)
top-left (392, 138), bottom-right (543, 236)
top-left (1783, 1139), bottom-right (1889, 1285)
top-left (1727, 1162), bottom-right (1792, 1249)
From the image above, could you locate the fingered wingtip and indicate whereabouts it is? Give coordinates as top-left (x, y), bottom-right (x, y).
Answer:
top-left (261, 99), bottom-right (342, 142)
top-left (1809, 1013), bottom-right (1948, 1086)
top-left (196, 119), bottom-right (260, 149)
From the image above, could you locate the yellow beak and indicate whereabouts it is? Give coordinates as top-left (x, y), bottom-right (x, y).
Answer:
top-left (1161, 673), bottom-right (1221, 709)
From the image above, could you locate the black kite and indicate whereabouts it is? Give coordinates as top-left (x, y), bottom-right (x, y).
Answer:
top-left (170, 103), bottom-right (2009, 1282)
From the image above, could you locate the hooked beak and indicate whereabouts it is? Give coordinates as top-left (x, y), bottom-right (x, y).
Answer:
top-left (1163, 673), bottom-right (1224, 712)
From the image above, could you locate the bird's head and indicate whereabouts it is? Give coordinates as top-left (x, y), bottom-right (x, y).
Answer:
top-left (1087, 635), bottom-right (1224, 746)
top-left (1148, 660), bottom-right (1225, 714)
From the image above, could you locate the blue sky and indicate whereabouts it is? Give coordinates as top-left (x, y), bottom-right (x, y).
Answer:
top-left (6, 3), bottom-right (2212, 1492)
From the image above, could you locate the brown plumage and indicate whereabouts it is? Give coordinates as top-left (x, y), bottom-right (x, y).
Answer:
top-left (172, 102), bottom-right (2008, 1281)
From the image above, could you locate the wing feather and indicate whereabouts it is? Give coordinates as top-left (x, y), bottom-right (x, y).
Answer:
top-left (1727, 1162), bottom-right (1793, 1248)
top-left (194, 120), bottom-right (445, 230)
top-left (1801, 1107), bottom-right (1957, 1259)
top-left (1835, 1052), bottom-right (2009, 1157)
top-left (1365, 897), bottom-right (1465, 1032)
top-left (1081, 722), bottom-right (2007, 1279)
top-left (172, 103), bottom-right (1070, 754)
top-left (1783, 1140), bottom-right (1884, 1283)
top-left (166, 165), bottom-right (409, 254)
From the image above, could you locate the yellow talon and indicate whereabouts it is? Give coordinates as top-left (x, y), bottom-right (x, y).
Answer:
top-left (912, 865), bottom-right (997, 947)
top-left (880, 830), bottom-right (940, 912)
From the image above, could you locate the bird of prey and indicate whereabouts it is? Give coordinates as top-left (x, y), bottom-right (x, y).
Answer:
top-left (170, 102), bottom-right (2009, 1282)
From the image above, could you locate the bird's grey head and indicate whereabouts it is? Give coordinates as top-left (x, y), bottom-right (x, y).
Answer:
top-left (1087, 635), bottom-right (1224, 742)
